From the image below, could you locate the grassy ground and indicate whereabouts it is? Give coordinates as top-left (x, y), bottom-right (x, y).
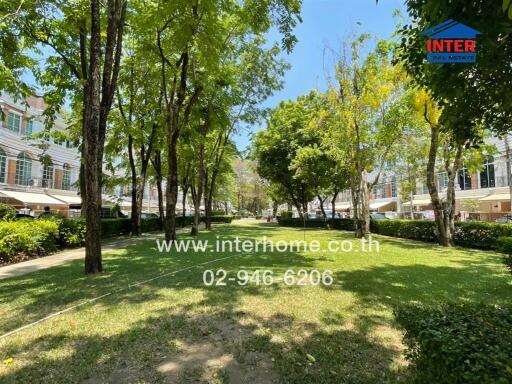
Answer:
top-left (0, 219), bottom-right (509, 383)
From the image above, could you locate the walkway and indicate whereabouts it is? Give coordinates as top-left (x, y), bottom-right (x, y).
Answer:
top-left (0, 226), bottom-right (196, 280)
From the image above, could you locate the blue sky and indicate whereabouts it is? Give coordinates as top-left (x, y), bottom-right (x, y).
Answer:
top-left (235, 0), bottom-right (407, 152)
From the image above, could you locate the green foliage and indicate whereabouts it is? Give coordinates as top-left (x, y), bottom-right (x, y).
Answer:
top-left (203, 215), bottom-right (233, 224)
top-left (397, 0), bottom-right (512, 137)
top-left (100, 219), bottom-right (133, 238)
top-left (277, 217), bottom-right (355, 230)
top-left (58, 218), bottom-right (87, 247)
top-left (279, 211), bottom-right (293, 219)
top-left (370, 219), bottom-right (438, 243)
top-left (395, 303), bottom-right (512, 384)
top-left (0, 220), bottom-right (59, 261)
top-left (497, 236), bottom-right (512, 273)
top-left (140, 217), bottom-right (163, 232)
top-left (0, 203), bottom-right (16, 221)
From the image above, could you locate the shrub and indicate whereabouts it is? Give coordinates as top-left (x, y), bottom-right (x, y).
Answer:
top-left (497, 236), bottom-right (512, 273)
top-left (141, 217), bottom-right (163, 232)
top-left (277, 217), bottom-right (354, 229)
top-left (279, 211), bottom-right (293, 219)
top-left (327, 218), bottom-right (355, 231)
top-left (370, 220), bottom-right (438, 243)
top-left (59, 218), bottom-right (86, 247)
top-left (176, 215), bottom-right (194, 227)
top-left (100, 218), bottom-right (132, 237)
top-left (395, 303), bottom-right (512, 384)
top-left (0, 220), bottom-right (59, 261)
top-left (203, 215), bottom-right (233, 223)
top-left (454, 221), bottom-right (512, 249)
top-left (0, 203), bottom-right (16, 221)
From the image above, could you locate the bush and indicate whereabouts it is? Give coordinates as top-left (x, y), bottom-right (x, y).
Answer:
top-left (395, 303), bottom-right (512, 384)
top-left (176, 215), bottom-right (194, 227)
top-left (0, 203), bottom-right (16, 221)
top-left (0, 220), bottom-right (59, 261)
top-left (370, 220), bottom-right (438, 243)
top-left (327, 218), bottom-right (355, 231)
top-left (277, 217), bottom-right (354, 229)
top-left (141, 217), bottom-right (163, 232)
top-left (279, 211), bottom-right (293, 219)
top-left (100, 218), bottom-right (132, 237)
top-left (203, 215), bottom-right (233, 223)
top-left (497, 236), bottom-right (512, 273)
top-left (59, 218), bottom-right (86, 247)
top-left (454, 221), bottom-right (512, 249)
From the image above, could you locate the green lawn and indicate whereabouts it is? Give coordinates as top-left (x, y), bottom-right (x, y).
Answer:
top-left (0, 219), bottom-right (509, 383)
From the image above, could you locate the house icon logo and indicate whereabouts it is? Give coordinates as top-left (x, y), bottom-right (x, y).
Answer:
top-left (421, 19), bottom-right (481, 63)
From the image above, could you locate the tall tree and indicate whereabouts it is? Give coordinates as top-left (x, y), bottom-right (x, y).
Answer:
top-left (0, 0), bottom-right (127, 273)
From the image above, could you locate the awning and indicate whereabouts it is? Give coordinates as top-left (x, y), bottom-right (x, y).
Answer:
top-left (335, 202), bottom-right (350, 210)
top-left (457, 195), bottom-right (485, 200)
top-left (402, 198), bottom-right (432, 206)
top-left (49, 194), bottom-right (82, 205)
top-left (480, 193), bottom-right (511, 201)
top-left (369, 201), bottom-right (394, 210)
top-left (0, 190), bottom-right (65, 205)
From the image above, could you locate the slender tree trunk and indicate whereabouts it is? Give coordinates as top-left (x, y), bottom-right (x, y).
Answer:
top-left (426, 124), bottom-right (449, 246)
top-left (317, 194), bottom-right (327, 220)
top-left (151, 150), bottom-right (165, 227)
top-left (128, 135), bottom-right (141, 235)
top-left (331, 190), bottom-right (339, 219)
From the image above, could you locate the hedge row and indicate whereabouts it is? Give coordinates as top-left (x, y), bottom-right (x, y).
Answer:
top-left (0, 220), bottom-right (59, 260)
top-left (277, 217), bottom-right (512, 250)
top-left (395, 303), bottom-right (512, 384)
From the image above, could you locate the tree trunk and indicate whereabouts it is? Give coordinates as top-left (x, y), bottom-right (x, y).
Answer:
top-left (426, 124), bottom-right (449, 246)
top-left (128, 134), bottom-right (140, 235)
top-left (331, 190), bottom-right (339, 219)
top-left (83, 0), bottom-right (103, 274)
top-left (151, 150), bottom-right (165, 227)
top-left (317, 194), bottom-right (327, 220)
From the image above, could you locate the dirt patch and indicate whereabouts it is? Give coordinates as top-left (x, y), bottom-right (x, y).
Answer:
top-left (157, 316), bottom-right (278, 383)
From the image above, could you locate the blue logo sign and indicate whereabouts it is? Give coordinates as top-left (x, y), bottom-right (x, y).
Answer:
top-left (421, 19), bottom-right (481, 63)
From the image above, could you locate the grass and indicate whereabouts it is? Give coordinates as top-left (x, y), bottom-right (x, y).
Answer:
top-left (0, 219), bottom-right (510, 383)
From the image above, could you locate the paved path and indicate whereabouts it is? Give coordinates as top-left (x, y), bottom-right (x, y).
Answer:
top-left (0, 226), bottom-right (196, 280)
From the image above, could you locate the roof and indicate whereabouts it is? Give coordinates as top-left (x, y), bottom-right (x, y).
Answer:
top-left (0, 190), bottom-right (65, 205)
top-left (421, 19), bottom-right (481, 39)
top-left (369, 201), bottom-right (395, 209)
top-left (49, 194), bottom-right (82, 205)
top-left (480, 194), bottom-right (511, 201)
top-left (402, 199), bottom-right (432, 206)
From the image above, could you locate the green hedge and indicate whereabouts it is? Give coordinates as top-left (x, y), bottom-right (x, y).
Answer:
top-left (278, 217), bottom-right (512, 251)
top-left (370, 220), bottom-right (512, 250)
top-left (203, 215), bottom-right (233, 223)
top-left (370, 220), bottom-right (438, 243)
top-left (497, 236), bottom-right (512, 273)
top-left (0, 203), bottom-right (16, 221)
top-left (277, 217), bottom-right (355, 229)
top-left (395, 303), bottom-right (512, 384)
top-left (0, 220), bottom-right (59, 261)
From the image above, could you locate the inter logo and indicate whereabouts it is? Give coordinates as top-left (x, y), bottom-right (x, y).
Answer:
top-left (421, 19), bottom-right (481, 63)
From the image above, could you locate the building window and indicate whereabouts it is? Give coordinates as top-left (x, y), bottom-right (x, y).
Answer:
top-left (62, 164), bottom-right (71, 190)
top-left (437, 172), bottom-right (448, 190)
top-left (7, 112), bottom-right (21, 133)
top-left (15, 152), bottom-right (32, 186)
top-left (0, 148), bottom-right (6, 183)
top-left (480, 156), bottom-right (495, 188)
top-left (42, 162), bottom-right (54, 188)
top-left (458, 167), bottom-right (472, 190)
top-left (374, 183), bottom-right (385, 199)
top-left (26, 120), bottom-right (33, 136)
top-left (391, 180), bottom-right (397, 197)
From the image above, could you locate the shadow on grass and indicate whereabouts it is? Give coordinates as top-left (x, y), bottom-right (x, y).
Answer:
top-left (0, 300), bottom-right (405, 384)
top-left (0, 221), bottom-right (508, 383)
